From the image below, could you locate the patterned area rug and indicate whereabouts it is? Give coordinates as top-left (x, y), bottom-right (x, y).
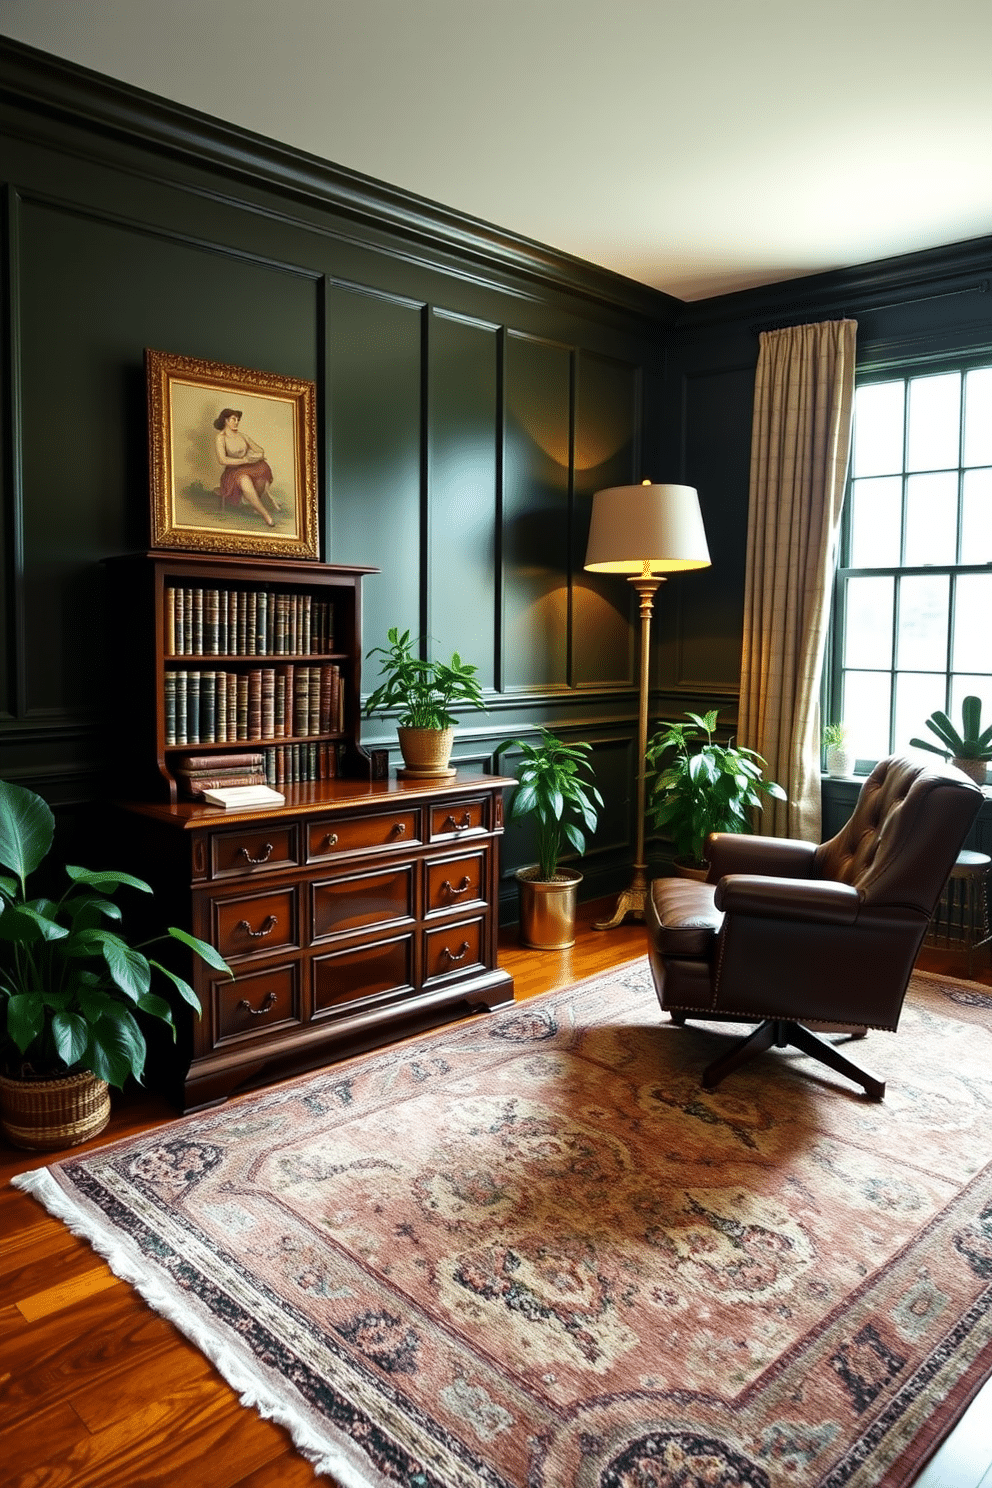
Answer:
top-left (15, 962), bottom-right (992, 1488)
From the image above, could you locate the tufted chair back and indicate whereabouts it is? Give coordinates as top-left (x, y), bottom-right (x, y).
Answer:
top-left (814, 755), bottom-right (982, 917)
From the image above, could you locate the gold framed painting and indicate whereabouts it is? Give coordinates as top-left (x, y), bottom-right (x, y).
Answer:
top-left (146, 349), bottom-right (319, 558)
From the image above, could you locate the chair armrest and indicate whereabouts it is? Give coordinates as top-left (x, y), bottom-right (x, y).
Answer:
top-left (705, 833), bottom-right (819, 883)
top-left (714, 874), bottom-right (862, 925)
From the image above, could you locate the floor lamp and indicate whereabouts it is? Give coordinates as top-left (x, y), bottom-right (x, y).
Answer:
top-left (584, 481), bottom-right (711, 929)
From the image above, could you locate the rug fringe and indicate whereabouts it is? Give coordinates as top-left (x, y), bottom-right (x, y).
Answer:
top-left (12, 1166), bottom-right (377, 1488)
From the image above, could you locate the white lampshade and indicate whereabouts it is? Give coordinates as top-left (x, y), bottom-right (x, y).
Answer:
top-left (584, 482), bottom-right (711, 574)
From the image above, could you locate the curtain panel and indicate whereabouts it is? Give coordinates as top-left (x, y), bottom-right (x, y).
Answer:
top-left (738, 319), bottom-right (857, 841)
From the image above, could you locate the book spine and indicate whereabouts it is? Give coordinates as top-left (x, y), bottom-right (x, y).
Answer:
top-left (248, 668), bottom-right (263, 740)
top-left (165, 587), bottom-right (176, 657)
top-left (186, 670), bottom-right (201, 745)
top-left (191, 589), bottom-right (204, 656)
top-left (174, 587), bottom-right (185, 655)
top-left (201, 671), bottom-right (217, 743)
top-left (292, 665), bottom-right (307, 736)
top-left (262, 667), bottom-right (275, 739)
top-left (237, 673), bottom-right (249, 741)
top-left (164, 672), bottom-right (176, 746)
top-left (174, 670), bottom-right (188, 746)
top-left (257, 590), bottom-right (269, 656)
top-left (303, 594), bottom-right (312, 655)
top-left (205, 589), bottom-right (219, 655)
top-left (275, 593), bottom-right (287, 655)
top-left (308, 664), bottom-right (320, 736)
top-left (237, 592), bottom-right (248, 656)
top-left (174, 751), bottom-right (265, 771)
top-left (216, 671), bottom-right (228, 742)
top-left (220, 588), bottom-right (230, 656)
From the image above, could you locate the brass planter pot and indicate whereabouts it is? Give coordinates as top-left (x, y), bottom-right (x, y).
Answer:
top-left (0, 1069), bottom-right (111, 1151)
top-left (516, 866), bottom-right (582, 950)
top-left (397, 726), bottom-right (456, 779)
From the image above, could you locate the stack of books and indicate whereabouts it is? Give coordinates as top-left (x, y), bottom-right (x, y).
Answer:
top-left (173, 751), bottom-right (267, 800)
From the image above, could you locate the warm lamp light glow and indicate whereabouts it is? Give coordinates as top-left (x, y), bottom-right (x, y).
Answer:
top-left (584, 482), bottom-right (711, 575)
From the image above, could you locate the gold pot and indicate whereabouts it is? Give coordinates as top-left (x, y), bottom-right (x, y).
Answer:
top-left (0, 1069), bottom-right (111, 1151)
top-left (516, 866), bottom-right (582, 950)
top-left (397, 726), bottom-right (456, 779)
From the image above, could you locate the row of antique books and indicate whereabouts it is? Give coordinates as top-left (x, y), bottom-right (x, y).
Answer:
top-left (164, 663), bottom-right (343, 746)
top-left (173, 746), bottom-right (344, 799)
top-left (164, 586), bottom-right (336, 658)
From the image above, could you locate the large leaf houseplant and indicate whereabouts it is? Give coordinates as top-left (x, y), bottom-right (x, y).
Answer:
top-left (365, 627), bottom-right (486, 777)
top-left (910, 695), bottom-right (992, 786)
top-left (498, 731), bottom-right (603, 949)
top-left (645, 710), bottom-right (786, 874)
top-left (0, 778), bottom-right (231, 1149)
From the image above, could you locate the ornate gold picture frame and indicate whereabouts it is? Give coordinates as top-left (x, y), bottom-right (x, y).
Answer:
top-left (146, 349), bottom-right (319, 558)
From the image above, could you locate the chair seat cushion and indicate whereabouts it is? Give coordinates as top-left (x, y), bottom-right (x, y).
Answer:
top-left (649, 878), bottom-right (723, 958)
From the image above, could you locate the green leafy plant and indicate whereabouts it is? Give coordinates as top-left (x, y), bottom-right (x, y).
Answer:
top-left (365, 627), bottom-right (485, 729)
top-left (822, 721), bottom-right (848, 749)
top-left (910, 695), bottom-right (992, 763)
top-left (498, 731), bottom-right (603, 880)
top-left (0, 779), bottom-right (232, 1088)
top-left (645, 710), bottom-right (786, 870)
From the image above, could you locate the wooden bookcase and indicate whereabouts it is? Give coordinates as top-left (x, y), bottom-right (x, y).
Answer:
top-left (106, 551), bottom-right (515, 1111)
top-left (106, 550), bottom-right (377, 803)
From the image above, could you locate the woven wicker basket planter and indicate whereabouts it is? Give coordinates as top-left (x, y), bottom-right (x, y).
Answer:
top-left (0, 1069), bottom-right (111, 1151)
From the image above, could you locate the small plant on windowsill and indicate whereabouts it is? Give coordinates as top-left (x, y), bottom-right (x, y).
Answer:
top-left (910, 695), bottom-right (992, 787)
top-left (822, 722), bottom-right (853, 778)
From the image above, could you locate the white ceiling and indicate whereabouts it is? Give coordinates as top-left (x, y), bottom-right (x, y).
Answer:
top-left (3, 0), bottom-right (992, 301)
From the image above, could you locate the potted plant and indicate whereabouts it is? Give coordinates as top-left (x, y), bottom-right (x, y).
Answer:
top-left (645, 709), bottom-right (786, 876)
top-left (0, 778), bottom-right (232, 1150)
top-left (910, 695), bottom-right (992, 786)
top-left (365, 627), bottom-right (486, 777)
top-left (498, 730), bottom-right (603, 950)
top-left (822, 721), bottom-right (853, 778)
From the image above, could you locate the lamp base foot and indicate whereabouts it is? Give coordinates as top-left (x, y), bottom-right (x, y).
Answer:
top-left (593, 882), bottom-right (648, 930)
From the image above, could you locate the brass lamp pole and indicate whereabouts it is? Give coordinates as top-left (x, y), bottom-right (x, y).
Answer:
top-left (584, 481), bottom-right (711, 929)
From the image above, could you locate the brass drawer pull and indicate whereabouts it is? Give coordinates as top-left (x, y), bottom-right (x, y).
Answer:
top-left (239, 842), bottom-right (274, 865)
top-left (442, 811), bottom-right (472, 832)
top-left (389, 821), bottom-right (407, 838)
top-left (236, 914), bottom-right (278, 938)
top-left (441, 876), bottom-right (472, 897)
top-left (323, 832), bottom-right (339, 849)
top-left (237, 991), bottom-right (278, 1017)
top-left (441, 940), bottom-right (471, 964)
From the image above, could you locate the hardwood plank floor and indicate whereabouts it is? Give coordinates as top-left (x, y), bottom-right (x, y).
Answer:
top-left (1, 898), bottom-right (989, 1487)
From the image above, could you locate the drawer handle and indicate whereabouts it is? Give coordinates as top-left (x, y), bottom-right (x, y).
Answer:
top-left (389, 822), bottom-right (407, 838)
top-left (237, 991), bottom-right (278, 1017)
top-left (235, 914), bottom-right (278, 939)
top-left (239, 842), bottom-right (274, 865)
top-left (441, 876), bottom-right (472, 897)
top-left (323, 832), bottom-right (339, 849)
top-left (442, 812), bottom-right (472, 832)
top-left (441, 940), bottom-right (471, 964)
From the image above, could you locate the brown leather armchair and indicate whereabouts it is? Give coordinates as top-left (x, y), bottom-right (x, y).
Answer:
top-left (646, 755), bottom-right (984, 1098)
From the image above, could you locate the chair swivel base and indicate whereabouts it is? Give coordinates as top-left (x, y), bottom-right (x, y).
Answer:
top-left (697, 1017), bottom-right (886, 1100)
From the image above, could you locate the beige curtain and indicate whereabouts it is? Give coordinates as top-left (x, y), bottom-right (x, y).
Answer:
top-left (738, 319), bottom-right (857, 842)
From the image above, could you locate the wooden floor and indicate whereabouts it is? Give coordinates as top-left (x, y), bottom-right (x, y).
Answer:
top-left (2, 899), bottom-right (990, 1487)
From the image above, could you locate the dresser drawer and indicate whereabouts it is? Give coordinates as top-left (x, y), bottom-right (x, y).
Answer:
top-left (429, 798), bottom-right (488, 840)
top-left (312, 933), bottom-right (415, 1016)
top-left (311, 865), bottom-right (414, 941)
top-left (425, 849), bottom-right (487, 915)
top-left (306, 809), bottom-right (420, 862)
top-left (210, 824), bottom-right (299, 880)
top-left (212, 886), bottom-right (298, 961)
top-left (423, 916), bottom-right (485, 984)
top-left (211, 961), bottom-right (302, 1046)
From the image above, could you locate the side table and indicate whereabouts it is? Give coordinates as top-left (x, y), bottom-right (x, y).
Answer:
top-left (925, 849), bottom-right (991, 977)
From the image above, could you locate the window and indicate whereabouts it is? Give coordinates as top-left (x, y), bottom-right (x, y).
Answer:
top-left (830, 361), bottom-right (992, 767)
